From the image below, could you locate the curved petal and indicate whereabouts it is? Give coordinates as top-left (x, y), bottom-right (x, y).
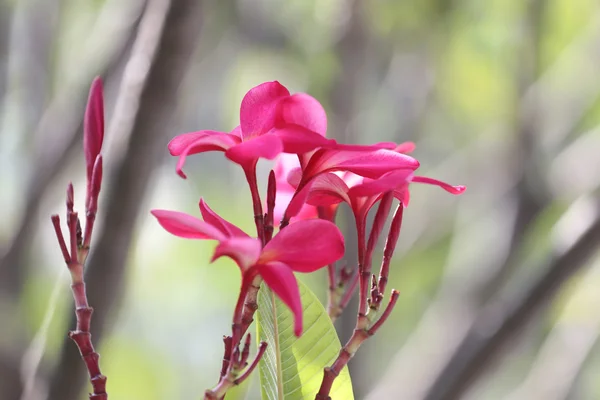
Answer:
top-left (151, 209), bottom-right (226, 240)
top-left (225, 134), bottom-right (283, 166)
top-left (199, 198), bottom-right (248, 238)
top-left (393, 185), bottom-right (410, 206)
top-left (284, 179), bottom-right (315, 220)
top-left (304, 148), bottom-right (420, 182)
top-left (348, 170), bottom-right (414, 198)
top-left (168, 130), bottom-right (233, 155)
top-left (272, 125), bottom-right (337, 154)
top-left (174, 132), bottom-right (240, 178)
top-left (240, 81), bottom-right (290, 138)
top-left (411, 176), bottom-right (466, 194)
top-left (277, 93), bottom-right (327, 136)
top-left (394, 141), bottom-right (416, 154)
top-left (305, 173), bottom-right (351, 207)
top-left (255, 262), bottom-right (303, 336)
top-left (260, 219), bottom-right (345, 272)
top-left (212, 237), bottom-right (262, 271)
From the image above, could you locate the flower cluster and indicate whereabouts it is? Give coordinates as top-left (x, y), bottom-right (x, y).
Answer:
top-left (151, 81), bottom-right (464, 398)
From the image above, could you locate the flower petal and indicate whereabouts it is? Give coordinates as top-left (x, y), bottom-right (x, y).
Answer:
top-left (260, 219), bottom-right (344, 272)
top-left (304, 148), bottom-right (420, 182)
top-left (199, 198), bottom-right (248, 238)
top-left (305, 173), bottom-right (351, 207)
top-left (255, 262), bottom-right (304, 336)
top-left (348, 170), bottom-right (414, 198)
top-left (174, 132), bottom-right (240, 178)
top-left (212, 237), bottom-right (262, 271)
top-left (151, 209), bottom-right (226, 240)
top-left (395, 141), bottom-right (416, 154)
top-left (272, 125), bottom-right (337, 154)
top-left (411, 176), bottom-right (466, 195)
top-left (277, 93), bottom-right (327, 136)
top-left (168, 130), bottom-right (234, 155)
top-left (84, 77), bottom-right (104, 182)
top-left (225, 134), bottom-right (283, 165)
top-left (240, 81), bottom-right (290, 138)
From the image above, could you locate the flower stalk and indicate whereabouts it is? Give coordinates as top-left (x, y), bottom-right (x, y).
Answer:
top-left (316, 193), bottom-right (402, 399)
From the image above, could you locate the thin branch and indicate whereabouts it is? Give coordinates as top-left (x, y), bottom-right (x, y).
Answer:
top-left (422, 197), bottom-right (600, 400)
top-left (46, 1), bottom-right (204, 399)
top-left (506, 261), bottom-right (600, 400)
top-left (0, 0), bottom-right (145, 300)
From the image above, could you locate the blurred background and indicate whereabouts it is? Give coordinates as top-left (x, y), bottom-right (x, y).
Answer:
top-left (2, 0), bottom-right (600, 399)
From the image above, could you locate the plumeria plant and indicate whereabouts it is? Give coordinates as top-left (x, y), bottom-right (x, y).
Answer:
top-left (52, 79), bottom-right (464, 399)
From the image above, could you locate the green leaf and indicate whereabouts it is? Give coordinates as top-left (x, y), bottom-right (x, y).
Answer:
top-left (256, 280), bottom-right (354, 400)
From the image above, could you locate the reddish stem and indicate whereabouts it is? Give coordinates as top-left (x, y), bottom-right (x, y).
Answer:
top-left (338, 271), bottom-right (359, 311)
top-left (51, 215), bottom-right (71, 263)
top-left (243, 163), bottom-right (265, 245)
top-left (264, 170), bottom-right (276, 243)
top-left (377, 204), bottom-right (404, 301)
top-left (234, 341), bottom-right (268, 384)
top-left (317, 198), bottom-right (403, 399)
top-left (368, 290), bottom-right (400, 335)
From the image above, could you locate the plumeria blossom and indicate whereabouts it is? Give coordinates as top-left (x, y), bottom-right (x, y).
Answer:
top-left (151, 200), bottom-right (344, 336)
top-left (282, 145), bottom-right (421, 222)
top-left (169, 81), bottom-right (335, 178)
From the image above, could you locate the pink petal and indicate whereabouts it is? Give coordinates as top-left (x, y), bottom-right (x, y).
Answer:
top-left (151, 210), bottom-right (226, 241)
top-left (212, 237), bottom-right (262, 272)
top-left (277, 93), bottom-right (327, 136)
top-left (260, 219), bottom-right (344, 272)
top-left (284, 179), bottom-right (315, 220)
top-left (304, 148), bottom-right (420, 182)
top-left (84, 77), bottom-right (105, 182)
top-left (255, 262), bottom-right (304, 336)
top-left (240, 81), bottom-right (290, 138)
top-left (199, 198), bottom-right (248, 238)
top-left (333, 142), bottom-right (397, 151)
top-left (168, 130), bottom-right (234, 155)
top-left (394, 141), bottom-right (416, 154)
top-left (174, 132), bottom-right (240, 178)
top-left (225, 134), bottom-right (283, 165)
top-left (305, 173), bottom-right (351, 207)
top-left (411, 176), bottom-right (466, 195)
top-left (348, 170), bottom-right (414, 198)
top-left (393, 185), bottom-right (410, 206)
top-left (272, 125), bottom-right (336, 154)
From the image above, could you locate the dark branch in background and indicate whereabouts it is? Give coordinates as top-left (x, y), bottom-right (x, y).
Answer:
top-left (0, 1), bottom-right (12, 105)
top-left (423, 199), bottom-right (600, 400)
top-left (0, 1), bottom-right (145, 300)
top-left (476, 0), bottom-right (549, 303)
top-left (46, 0), bottom-right (203, 399)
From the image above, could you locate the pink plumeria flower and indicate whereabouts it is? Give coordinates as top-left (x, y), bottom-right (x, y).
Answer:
top-left (282, 144), bottom-right (421, 222)
top-left (151, 200), bottom-right (344, 336)
top-left (169, 81), bottom-right (335, 178)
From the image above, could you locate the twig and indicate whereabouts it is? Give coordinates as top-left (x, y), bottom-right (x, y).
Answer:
top-left (506, 261), bottom-right (600, 400)
top-left (46, 1), bottom-right (204, 399)
top-left (0, 0), bottom-right (146, 299)
top-left (316, 195), bottom-right (403, 399)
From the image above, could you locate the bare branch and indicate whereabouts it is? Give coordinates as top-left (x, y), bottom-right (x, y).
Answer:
top-left (46, 0), bottom-right (204, 399)
top-left (422, 197), bottom-right (600, 400)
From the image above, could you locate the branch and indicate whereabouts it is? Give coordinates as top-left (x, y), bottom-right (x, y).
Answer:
top-left (506, 262), bottom-right (600, 400)
top-left (46, 1), bottom-right (203, 399)
top-left (0, 0), bottom-right (145, 300)
top-left (422, 197), bottom-right (600, 400)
